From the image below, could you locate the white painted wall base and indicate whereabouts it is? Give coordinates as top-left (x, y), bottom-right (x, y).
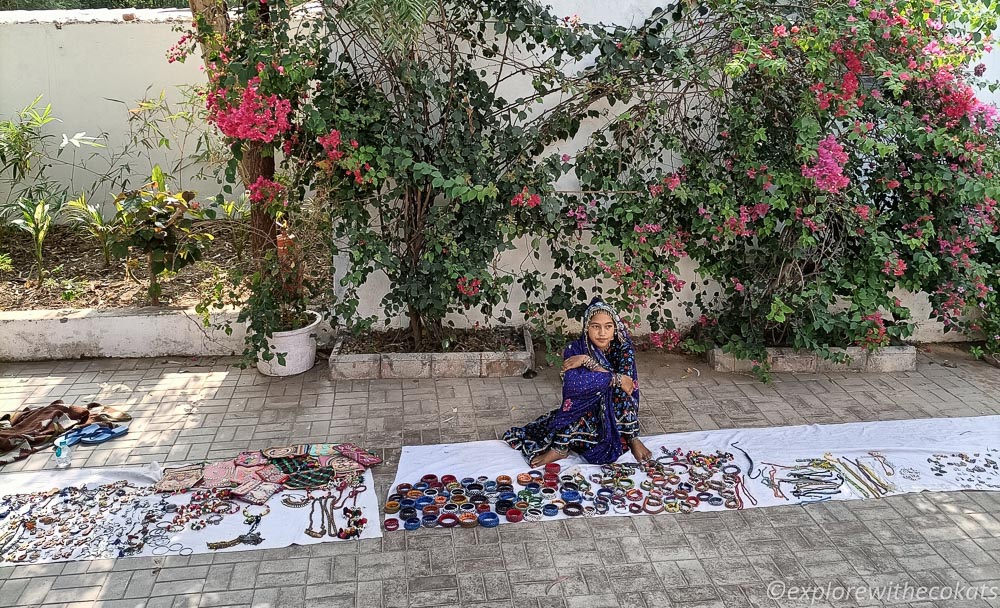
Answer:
top-left (0, 308), bottom-right (246, 361)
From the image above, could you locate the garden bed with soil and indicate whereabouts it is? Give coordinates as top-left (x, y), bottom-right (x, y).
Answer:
top-left (337, 326), bottom-right (524, 354)
top-left (0, 221), bottom-right (241, 311)
top-left (330, 326), bottom-right (533, 380)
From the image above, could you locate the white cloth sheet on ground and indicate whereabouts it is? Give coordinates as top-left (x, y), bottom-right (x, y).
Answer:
top-left (0, 464), bottom-right (380, 564)
top-left (388, 416), bottom-right (1000, 526)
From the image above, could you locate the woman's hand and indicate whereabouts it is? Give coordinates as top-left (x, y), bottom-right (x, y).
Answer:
top-left (619, 375), bottom-right (635, 395)
top-left (561, 355), bottom-right (590, 372)
top-left (629, 438), bottom-right (652, 462)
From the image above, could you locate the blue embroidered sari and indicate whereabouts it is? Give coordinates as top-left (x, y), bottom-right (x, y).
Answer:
top-left (504, 298), bottom-right (640, 465)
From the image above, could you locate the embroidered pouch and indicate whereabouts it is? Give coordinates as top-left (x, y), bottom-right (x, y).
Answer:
top-left (263, 446), bottom-right (296, 459)
top-left (233, 464), bottom-right (267, 484)
top-left (255, 464), bottom-right (290, 485)
top-left (235, 451), bottom-right (268, 467)
top-left (334, 443), bottom-right (382, 468)
top-left (232, 478), bottom-right (262, 496)
top-left (243, 482), bottom-right (282, 505)
top-left (284, 466), bottom-right (334, 489)
top-left (154, 465), bottom-right (203, 493)
top-left (201, 460), bottom-right (237, 488)
top-left (308, 443), bottom-right (337, 457)
top-left (270, 457), bottom-right (307, 475)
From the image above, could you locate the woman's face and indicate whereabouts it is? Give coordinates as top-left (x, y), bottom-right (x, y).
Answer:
top-left (587, 311), bottom-right (615, 352)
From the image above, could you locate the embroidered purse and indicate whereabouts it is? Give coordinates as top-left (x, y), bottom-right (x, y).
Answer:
top-left (255, 464), bottom-right (290, 484)
top-left (235, 451), bottom-right (268, 467)
top-left (334, 443), bottom-right (382, 467)
top-left (154, 465), bottom-right (203, 493)
top-left (201, 461), bottom-right (237, 488)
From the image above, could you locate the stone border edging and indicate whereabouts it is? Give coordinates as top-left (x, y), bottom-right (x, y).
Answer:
top-left (708, 345), bottom-right (916, 373)
top-left (329, 327), bottom-right (534, 379)
top-left (0, 307), bottom-right (247, 361)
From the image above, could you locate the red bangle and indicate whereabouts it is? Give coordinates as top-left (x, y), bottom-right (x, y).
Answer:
top-left (437, 513), bottom-right (460, 528)
top-left (384, 518), bottom-right (400, 531)
top-left (505, 508), bottom-right (524, 523)
top-left (441, 475), bottom-right (457, 485)
top-left (422, 505), bottom-right (440, 517)
top-left (476, 503), bottom-right (492, 513)
top-left (496, 475), bottom-right (513, 486)
top-left (516, 473), bottom-right (533, 486)
top-left (544, 463), bottom-right (561, 475)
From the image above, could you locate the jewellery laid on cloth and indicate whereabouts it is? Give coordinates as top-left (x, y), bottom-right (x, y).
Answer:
top-left (0, 481), bottom-right (179, 563)
top-left (206, 505), bottom-right (269, 550)
top-left (926, 450), bottom-right (1000, 489)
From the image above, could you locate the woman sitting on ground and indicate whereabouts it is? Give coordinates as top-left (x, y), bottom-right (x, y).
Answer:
top-left (504, 297), bottom-right (652, 466)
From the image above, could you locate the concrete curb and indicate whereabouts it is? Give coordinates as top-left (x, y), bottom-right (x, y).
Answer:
top-left (708, 345), bottom-right (917, 373)
top-left (329, 328), bottom-right (534, 380)
top-left (0, 307), bottom-right (247, 361)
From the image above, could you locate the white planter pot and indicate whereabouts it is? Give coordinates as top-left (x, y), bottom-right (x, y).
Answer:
top-left (256, 311), bottom-right (322, 377)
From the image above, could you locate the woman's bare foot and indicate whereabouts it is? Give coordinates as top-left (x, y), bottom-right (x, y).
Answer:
top-left (529, 449), bottom-right (565, 468)
top-left (629, 438), bottom-right (652, 462)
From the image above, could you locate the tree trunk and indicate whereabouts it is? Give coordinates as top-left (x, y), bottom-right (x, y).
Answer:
top-left (408, 305), bottom-right (422, 350)
top-left (188, 0), bottom-right (229, 68)
top-left (239, 142), bottom-right (277, 256)
top-left (189, 0), bottom-right (275, 260)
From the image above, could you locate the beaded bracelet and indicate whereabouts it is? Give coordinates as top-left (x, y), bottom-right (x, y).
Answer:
top-left (421, 515), bottom-right (438, 528)
top-left (396, 483), bottom-right (413, 494)
top-left (544, 463), bottom-right (561, 475)
top-left (516, 473), bottom-right (533, 486)
top-left (437, 513), bottom-right (460, 528)
top-left (524, 508), bottom-right (543, 522)
top-left (563, 503), bottom-right (584, 517)
top-left (421, 474), bottom-right (438, 485)
top-left (458, 513), bottom-right (479, 528)
top-left (477, 512), bottom-right (499, 528)
top-left (384, 501), bottom-right (401, 514)
top-left (403, 518), bottom-right (421, 531)
top-left (399, 507), bottom-right (418, 521)
top-left (422, 505), bottom-right (440, 517)
top-left (384, 518), bottom-right (400, 531)
top-left (441, 475), bottom-right (458, 485)
top-left (542, 504), bottom-right (560, 517)
top-left (460, 477), bottom-right (476, 487)
top-left (476, 503), bottom-right (492, 513)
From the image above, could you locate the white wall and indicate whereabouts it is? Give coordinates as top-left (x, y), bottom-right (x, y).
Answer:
top-left (2, 8), bottom-right (994, 342)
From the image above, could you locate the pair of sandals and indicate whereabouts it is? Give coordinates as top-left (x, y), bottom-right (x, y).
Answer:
top-left (64, 423), bottom-right (129, 446)
top-left (64, 404), bottom-right (133, 446)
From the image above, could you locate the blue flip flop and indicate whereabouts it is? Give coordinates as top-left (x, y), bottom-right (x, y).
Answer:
top-left (64, 423), bottom-right (103, 447)
top-left (79, 424), bottom-right (129, 445)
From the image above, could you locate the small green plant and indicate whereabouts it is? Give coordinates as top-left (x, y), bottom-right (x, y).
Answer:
top-left (5, 195), bottom-right (63, 283)
top-left (0, 252), bottom-right (13, 275)
top-left (219, 197), bottom-right (250, 262)
top-left (0, 95), bottom-right (56, 192)
top-left (66, 193), bottom-right (117, 267)
top-left (111, 167), bottom-right (214, 305)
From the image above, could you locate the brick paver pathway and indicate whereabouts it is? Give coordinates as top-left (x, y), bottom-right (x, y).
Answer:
top-left (1, 345), bottom-right (999, 607)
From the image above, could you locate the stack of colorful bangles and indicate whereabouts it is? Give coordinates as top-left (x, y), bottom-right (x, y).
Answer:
top-left (383, 450), bottom-right (754, 530)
